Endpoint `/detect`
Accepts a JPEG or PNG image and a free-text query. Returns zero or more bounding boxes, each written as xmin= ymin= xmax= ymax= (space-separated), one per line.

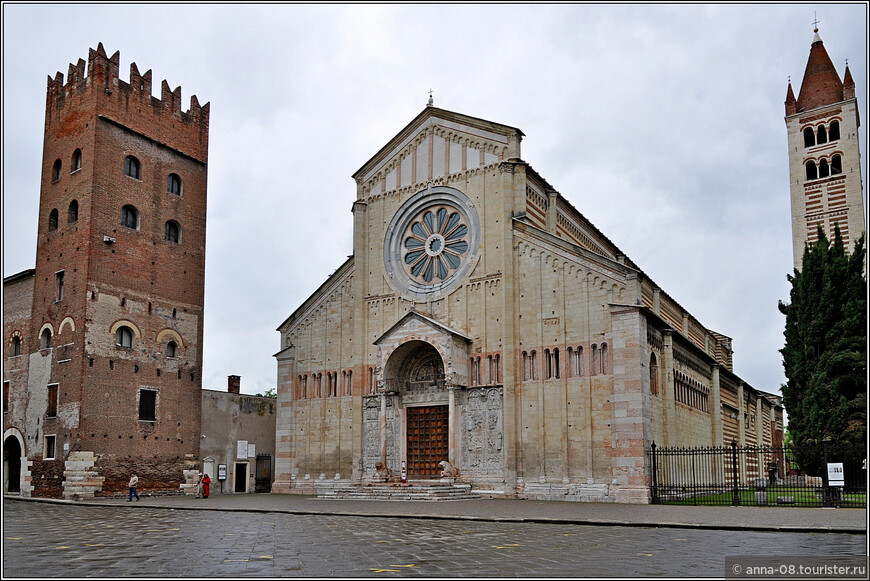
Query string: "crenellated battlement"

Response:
xmin=45 ymin=43 xmax=209 ymax=160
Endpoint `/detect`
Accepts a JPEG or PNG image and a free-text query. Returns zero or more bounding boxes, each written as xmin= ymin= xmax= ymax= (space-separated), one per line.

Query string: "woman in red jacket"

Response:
xmin=201 ymin=473 xmax=211 ymax=498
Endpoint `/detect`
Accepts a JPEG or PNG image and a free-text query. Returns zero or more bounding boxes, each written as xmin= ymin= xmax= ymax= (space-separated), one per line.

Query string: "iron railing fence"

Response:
xmin=649 ymin=440 xmax=866 ymax=508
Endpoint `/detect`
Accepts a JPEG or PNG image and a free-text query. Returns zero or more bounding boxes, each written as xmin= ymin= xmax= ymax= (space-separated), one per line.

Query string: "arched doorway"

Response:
xmin=385 ymin=341 xmax=450 ymax=478
xmin=4 ymin=435 xmax=22 ymax=493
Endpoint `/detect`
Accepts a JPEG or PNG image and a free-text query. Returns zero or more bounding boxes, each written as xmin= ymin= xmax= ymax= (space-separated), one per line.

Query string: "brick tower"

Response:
xmin=22 ymin=43 xmax=209 ymax=496
xmin=785 ymin=27 xmax=865 ymax=268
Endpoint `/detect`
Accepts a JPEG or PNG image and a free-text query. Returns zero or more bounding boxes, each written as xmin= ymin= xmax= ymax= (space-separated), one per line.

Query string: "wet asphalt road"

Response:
xmin=2 ymin=501 xmax=866 ymax=578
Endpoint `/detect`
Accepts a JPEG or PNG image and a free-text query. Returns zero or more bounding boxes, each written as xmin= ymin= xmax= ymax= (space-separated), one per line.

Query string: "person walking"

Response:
xmin=202 ymin=473 xmax=211 ymax=499
xmin=128 ymin=472 xmax=140 ymax=502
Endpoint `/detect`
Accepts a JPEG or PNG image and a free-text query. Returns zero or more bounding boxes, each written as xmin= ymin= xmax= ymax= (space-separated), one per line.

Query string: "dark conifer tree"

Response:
xmin=779 ymin=225 xmax=866 ymax=450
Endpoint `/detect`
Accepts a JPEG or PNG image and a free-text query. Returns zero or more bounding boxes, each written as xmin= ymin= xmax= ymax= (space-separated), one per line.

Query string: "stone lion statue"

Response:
xmin=373 ymin=460 xmax=392 ymax=482
xmin=439 ymin=460 xmax=460 ymax=479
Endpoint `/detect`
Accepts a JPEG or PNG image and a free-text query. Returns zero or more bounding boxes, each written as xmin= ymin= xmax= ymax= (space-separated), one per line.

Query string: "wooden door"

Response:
xmin=406 ymin=405 xmax=448 ymax=477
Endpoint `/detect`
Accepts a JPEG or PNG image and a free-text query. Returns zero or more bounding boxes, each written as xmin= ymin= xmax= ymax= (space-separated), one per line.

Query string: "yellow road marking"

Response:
xmin=258 ymin=556 xmax=273 ymax=559
xmin=85 ymin=543 xmax=105 ymax=547
xmin=636 ymin=553 xmax=654 ymax=557
xmin=6 ymin=537 xmax=22 ymax=540
xmin=56 ymin=546 xmax=70 ymax=549
xmin=223 ymin=559 xmax=249 ymax=563
xmin=492 ymin=543 xmax=523 ymax=549
xmin=389 ymin=564 xmax=416 ymax=568
xmin=371 ymin=569 xmax=400 ymax=573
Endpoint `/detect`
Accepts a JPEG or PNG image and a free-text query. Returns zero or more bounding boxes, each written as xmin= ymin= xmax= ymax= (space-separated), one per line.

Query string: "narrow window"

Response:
xmin=650 ymin=354 xmax=659 ymax=396
xmin=124 ymin=156 xmax=140 ymax=179
xmin=44 ymin=435 xmax=56 ymax=460
xmin=116 ymin=326 xmax=134 ymax=348
xmin=554 ymin=348 xmax=560 ymax=379
xmin=346 ymin=370 xmax=352 ymax=396
xmin=805 ymin=161 xmax=818 ymax=181
xmin=47 ymin=384 xmax=58 ymax=418
xmin=71 ymin=149 xmax=82 ymax=172
xmin=530 ymin=351 xmax=537 ymax=380
xmin=40 ymin=328 xmax=52 ymax=349
xmin=48 ymin=209 xmax=59 ymax=232
xmin=544 ymin=349 xmax=553 ymax=379
xmin=164 ymin=220 xmax=181 ymax=243
xmin=11 ymin=336 xmax=21 ymax=357
xmin=817 ymin=125 xmax=827 ymax=144
xmin=600 ymin=343 xmax=608 ymax=374
xmin=55 ymin=271 xmax=64 ymax=302
xmin=819 ymin=158 xmax=830 ymax=178
xmin=803 ymin=127 xmax=815 ymax=148
xmin=121 ymin=205 xmax=139 ymax=229
xmin=3 ymin=381 xmax=8 ymax=413
xmin=68 ymin=200 xmax=78 ymax=223
xmin=368 ymin=367 xmax=374 ymax=394
xmin=166 ymin=341 xmax=178 ymax=358
xmin=592 ymin=345 xmax=599 ymax=375
xmin=522 ymin=351 xmax=530 ymax=381
xmin=167 ymin=173 xmax=182 ymax=195
xmin=52 ymin=159 xmax=62 ymax=181
xmin=831 ymin=155 xmax=842 ymax=175
xmin=487 ymin=355 xmax=493 ymax=385
xmin=829 ymin=121 xmax=840 ymax=141
xmin=138 ymin=389 xmax=157 ymax=421
xmin=494 ymin=354 xmax=500 ymax=383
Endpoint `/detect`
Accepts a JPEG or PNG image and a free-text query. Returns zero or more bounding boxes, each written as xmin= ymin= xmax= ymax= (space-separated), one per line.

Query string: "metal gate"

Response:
xmin=255 ymin=454 xmax=272 ymax=493
xmin=406 ymin=405 xmax=448 ymax=477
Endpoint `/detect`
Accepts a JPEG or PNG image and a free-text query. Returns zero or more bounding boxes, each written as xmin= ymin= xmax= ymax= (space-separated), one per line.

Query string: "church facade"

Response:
xmin=274 ymin=104 xmax=783 ymax=502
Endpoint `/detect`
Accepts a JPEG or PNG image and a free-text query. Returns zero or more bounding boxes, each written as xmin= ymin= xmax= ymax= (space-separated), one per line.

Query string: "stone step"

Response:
xmin=319 ymin=483 xmax=480 ymax=501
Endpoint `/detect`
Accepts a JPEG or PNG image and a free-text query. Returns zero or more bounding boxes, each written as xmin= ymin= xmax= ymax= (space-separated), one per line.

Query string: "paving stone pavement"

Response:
xmin=3 ymin=495 xmax=867 ymax=578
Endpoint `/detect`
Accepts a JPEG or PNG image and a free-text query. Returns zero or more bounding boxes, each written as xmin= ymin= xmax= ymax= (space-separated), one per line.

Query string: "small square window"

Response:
xmin=139 ymin=389 xmax=157 ymax=421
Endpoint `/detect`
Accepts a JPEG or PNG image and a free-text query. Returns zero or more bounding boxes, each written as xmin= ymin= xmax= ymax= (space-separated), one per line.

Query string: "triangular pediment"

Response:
xmin=373 ymin=310 xmax=471 ymax=346
xmin=353 ymin=106 xmax=524 ymax=198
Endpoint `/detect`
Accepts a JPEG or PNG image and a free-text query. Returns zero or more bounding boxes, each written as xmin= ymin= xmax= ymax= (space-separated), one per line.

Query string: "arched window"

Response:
xmin=530 ymin=351 xmax=537 ymax=380
xmin=592 ymin=345 xmax=599 ymax=375
xmin=831 ymin=155 xmax=842 ymax=175
xmin=11 ymin=336 xmax=21 ymax=356
xmin=829 ymin=121 xmax=840 ymax=141
xmin=48 ymin=209 xmax=59 ymax=232
xmin=650 ymin=353 xmax=659 ymax=396
xmin=71 ymin=149 xmax=82 ymax=172
xmin=116 ymin=326 xmax=134 ymax=348
xmin=522 ymin=351 xmax=530 ymax=381
xmin=121 ymin=205 xmax=139 ymax=229
xmin=819 ymin=158 xmax=830 ymax=178
xmin=166 ymin=341 xmax=178 ymax=358
xmin=52 ymin=159 xmax=62 ymax=182
xmin=167 ymin=173 xmax=182 ymax=195
xmin=599 ymin=343 xmax=608 ymax=375
xmin=803 ymin=127 xmax=815 ymax=148
xmin=805 ymin=161 xmax=818 ymax=181
xmin=164 ymin=220 xmax=181 ymax=243
xmin=68 ymin=200 xmax=79 ymax=224
xmin=40 ymin=328 xmax=52 ymax=349
xmin=124 ymin=156 xmax=140 ymax=179
xmin=817 ymin=125 xmax=827 ymax=144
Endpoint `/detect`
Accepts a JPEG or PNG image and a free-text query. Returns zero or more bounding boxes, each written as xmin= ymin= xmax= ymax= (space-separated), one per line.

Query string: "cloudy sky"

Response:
xmin=3 ymin=4 xmax=867 ymax=396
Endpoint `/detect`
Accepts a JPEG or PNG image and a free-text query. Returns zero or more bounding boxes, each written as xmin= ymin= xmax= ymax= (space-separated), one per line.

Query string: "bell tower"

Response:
xmin=785 ymin=27 xmax=865 ymax=268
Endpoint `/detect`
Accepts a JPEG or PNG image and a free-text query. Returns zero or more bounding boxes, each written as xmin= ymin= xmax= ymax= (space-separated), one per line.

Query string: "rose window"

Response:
xmin=402 ymin=206 xmax=469 ymax=283
xmin=384 ymin=185 xmax=480 ymax=299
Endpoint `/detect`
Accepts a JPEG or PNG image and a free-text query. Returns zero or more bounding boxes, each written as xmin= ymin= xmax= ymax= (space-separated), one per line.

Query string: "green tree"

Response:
xmin=256 ymin=387 xmax=277 ymax=398
xmin=778 ymin=225 xmax=866 ymax=451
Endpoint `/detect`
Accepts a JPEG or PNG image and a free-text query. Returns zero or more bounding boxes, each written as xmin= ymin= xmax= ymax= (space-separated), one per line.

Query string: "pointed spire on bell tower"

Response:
xmin=785 ymin=76 xmax=797 ymax=115
xmin=843 ymin=59 xmax=855 ymax=100
xmin=795 ymin=24 xmax=845 ymax=112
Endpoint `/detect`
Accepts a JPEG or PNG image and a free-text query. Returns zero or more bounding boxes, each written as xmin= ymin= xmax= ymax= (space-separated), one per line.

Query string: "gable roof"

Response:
xmin=373 ymin=309 xmax=471 ymax=346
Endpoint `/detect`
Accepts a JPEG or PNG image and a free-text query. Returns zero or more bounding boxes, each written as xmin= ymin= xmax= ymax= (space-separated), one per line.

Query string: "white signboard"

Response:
xmin=237 ymin=440 xmax=248 ymax=459
xmin=247 ymin=443 xmax=256 ymax=458
xmin=827 ymin=462 xmax=845 ymax=487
